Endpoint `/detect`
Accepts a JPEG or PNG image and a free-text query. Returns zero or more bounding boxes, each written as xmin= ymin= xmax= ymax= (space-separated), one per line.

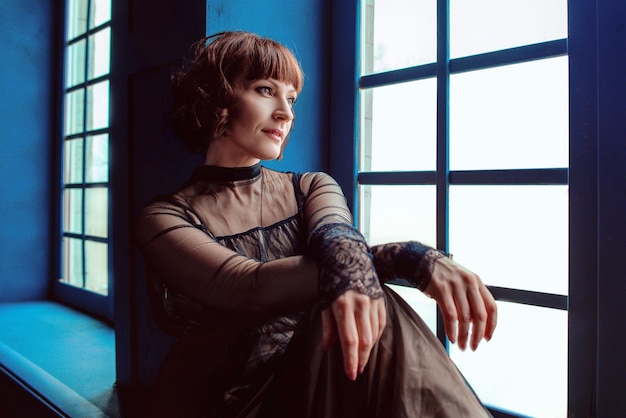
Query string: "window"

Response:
xmin=357 ymin=0 xmax=568 ymax=416
xmin=58 ymin=0 xmax=112 ymax=319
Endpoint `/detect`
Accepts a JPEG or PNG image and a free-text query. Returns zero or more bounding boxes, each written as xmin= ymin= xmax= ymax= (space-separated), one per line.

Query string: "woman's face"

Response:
xmin=206 ymin=78 xmax=297 ymax=167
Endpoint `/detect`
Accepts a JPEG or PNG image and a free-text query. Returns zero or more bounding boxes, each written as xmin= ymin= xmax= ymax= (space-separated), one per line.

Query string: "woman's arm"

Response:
xmin=299 ymin=172 xmax=386 ymax=380
xmin=371 ymin=241 xmax=447 ymax=290
xmin=135 ymin=200 xmax=318 ymax=318
xmin=371 ymin=241 xmax=497 ymax=351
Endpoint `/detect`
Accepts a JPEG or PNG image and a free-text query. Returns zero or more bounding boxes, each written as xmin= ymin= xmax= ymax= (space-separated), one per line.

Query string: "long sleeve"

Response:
xmin=135 ymin=198 xmax=318 ymax=319
xmin=370 ymin=241 xmax=448 ymax=291
xmin=299 ymin=172 xmax=383 ymax=306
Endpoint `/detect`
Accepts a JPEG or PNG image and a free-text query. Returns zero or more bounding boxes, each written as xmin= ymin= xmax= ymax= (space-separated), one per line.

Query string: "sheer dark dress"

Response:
xmin=134 ymin=164 xmax=490 ymax=417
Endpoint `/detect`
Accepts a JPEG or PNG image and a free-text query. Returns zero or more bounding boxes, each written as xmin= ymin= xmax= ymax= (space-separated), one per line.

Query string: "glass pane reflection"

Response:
xmin=62 ymin=237 xmax=84 ymax=288
xmin=85 ymin=187 xmax=108 ymax=238
xmin=449 ymin=185 xmax=568 ymax=295
xmin=86 ymin=134 xmax=109 ymax=182
xmin=450 ymin=0 xmax=568 ymax=58
xmin=66 ymin=0 xmax=88 ymax=40
xmin=86 ymin=81 xmax=110 ymax=131
xmin=88 ymin=27 xmax=111 ymax=80
xmin=361 ymin=79 xmax=437 ymax=172
xmin=63 ymin=188 xmax=83 ymax=234
xmin=64 ymin=89 xmax=85 ymax=136
xmin=65 ymin=39 xmax=86 ymax=88
xmin=85 ymin=240 xmax=108 ymax=295
xmin=64 ymin=138 xmax=84 ymax=184
xmin=450 ymin=57 xmax=569 ymax=170
xmin=361 ymin=0 xmax=436 ymax=75
xmin=359 ymin=185 xmax=436 ymax=247
xmin=90 ymin=0 xmax=112 ymax=28
xmin=450 ymin=302 xmax=567 ymax=418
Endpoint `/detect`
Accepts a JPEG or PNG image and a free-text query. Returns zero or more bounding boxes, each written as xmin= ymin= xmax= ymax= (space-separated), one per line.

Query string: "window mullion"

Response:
xmin=78 ymin=0 xmax=92 ymax=290
xmin=435 ymin=0 xmax=451 ymax=347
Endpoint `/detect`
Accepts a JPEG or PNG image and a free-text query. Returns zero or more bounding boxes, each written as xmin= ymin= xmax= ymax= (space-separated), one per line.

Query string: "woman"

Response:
xmin=135 ymin=31 xmax=497 ymax=417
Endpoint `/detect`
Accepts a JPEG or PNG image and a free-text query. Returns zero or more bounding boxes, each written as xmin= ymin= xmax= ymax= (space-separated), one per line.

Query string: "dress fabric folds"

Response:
xmin=135 ymin=164 xmax=491 ymax=418
xmin=258 ymin=287 xmax=490 ymax=418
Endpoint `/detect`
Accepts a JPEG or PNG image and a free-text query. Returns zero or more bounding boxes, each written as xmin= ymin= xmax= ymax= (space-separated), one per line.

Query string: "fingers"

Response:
xmin=429 ymin=258 xmax=498 ymax=351
xmin=437 ymin=290 xmax=458 ymax=345
xmin=466 ymin=285 xmax=488 ymax=351
xmin=330 ymin=290 xmax=386 ymax=381
xmin=332 ymin=296 xmax=359 ymax=381
xmin=453 ymin=285 xmax=472 ymax=351
xmin=480 ymin=284 xmax=498 ymax=341
xmin=355 ymin=301 xmax=374 ymax=375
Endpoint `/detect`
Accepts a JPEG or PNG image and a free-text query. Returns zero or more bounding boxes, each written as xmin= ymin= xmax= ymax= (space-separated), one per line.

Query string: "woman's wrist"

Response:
xmin=413 ymin=248 xmax=449 ymax=291
xmin=370 ymin=241 xmax=450 ymax=291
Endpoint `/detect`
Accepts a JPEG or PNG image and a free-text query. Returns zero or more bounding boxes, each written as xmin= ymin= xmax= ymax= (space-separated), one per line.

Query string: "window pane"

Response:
xmin=360 ymin=79 xmax=437 ymax=172
xmin=450 ymin=57 xmax=569 ymax=170
xmin=86 ymin=134 xmax=109 ymax=182
xmin=361 ymin=0 xmax=436 ymax=75
xmin=62 ymin=237 xmax=84 ymax=287
xmin=88 ymin=27 xmax=111 ymax=80
xmin=64 ymin=138 xmax=84 ymax=184
xmin=64 ymin=89 xmax=85 ymax=136
xmin=65 ymin=39 xmax=86 ymax=88
xmin=66 ymin=0 xmax=88 ymax=40
xmin=63 ymin=188 xmax=83 ymax=234
xmin=85 ymin=187 xmax=108 ymax=238
xmin=450 ymin=0 xmax=568 ymax=58
xmin=90 ymin=0 xmax=112 ymax=28
xmin=450 ymin=302 xmax=567 ymax=418
xmin=387 ymin=284 xmax=437 ymax=334
xmin=359 ymin=185 xmax=436 ymax=247
xmin=86 ymin=80 xmax=110 ymax=131
xmin=449 ymin=185 xmax=568 ymax=295
xmin=85 ymin=240 xmax=108 ymax=295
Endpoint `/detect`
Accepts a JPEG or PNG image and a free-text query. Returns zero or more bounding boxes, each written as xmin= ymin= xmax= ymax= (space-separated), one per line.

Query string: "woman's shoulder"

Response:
xmin=262 ymin=167 xmax=339 ymax=193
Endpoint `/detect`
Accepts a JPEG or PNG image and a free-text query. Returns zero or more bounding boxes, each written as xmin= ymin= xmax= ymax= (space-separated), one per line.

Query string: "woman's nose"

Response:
xmin=274 ymin=100 xmax=294 ymax=121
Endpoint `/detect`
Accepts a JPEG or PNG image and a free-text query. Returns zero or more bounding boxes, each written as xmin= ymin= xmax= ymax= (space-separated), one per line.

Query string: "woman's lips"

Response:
xmin=263 ymin=129 xmax=284 ymax=141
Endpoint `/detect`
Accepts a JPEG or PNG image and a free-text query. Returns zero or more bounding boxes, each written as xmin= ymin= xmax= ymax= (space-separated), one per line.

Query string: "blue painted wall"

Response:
xmin=207 ymin=0 xmax=331 ymax=173
xmin=0 ymin=1 xmax=55 ymax=301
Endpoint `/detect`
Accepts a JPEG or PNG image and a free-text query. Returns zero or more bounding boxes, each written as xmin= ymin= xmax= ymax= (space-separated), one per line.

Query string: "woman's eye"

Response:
xmin=257 ymin=86 xmax=272 ymax=95
xmin=287 ymin=97 xmax=297 ymax=105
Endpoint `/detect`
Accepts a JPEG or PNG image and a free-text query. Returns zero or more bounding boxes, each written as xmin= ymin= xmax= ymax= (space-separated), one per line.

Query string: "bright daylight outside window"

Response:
xmin=61 ymin=0 xmax=111 ymax=296
xmin=359 ymin=0 xmax=568 ymax=416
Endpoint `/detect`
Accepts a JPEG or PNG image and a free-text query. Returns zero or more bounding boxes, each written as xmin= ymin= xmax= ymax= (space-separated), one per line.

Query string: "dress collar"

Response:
xmin=191 ymin=163 xmax=262 ymax=184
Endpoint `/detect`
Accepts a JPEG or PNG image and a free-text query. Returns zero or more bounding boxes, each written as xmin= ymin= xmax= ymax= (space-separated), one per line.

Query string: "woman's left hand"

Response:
xmin=423 ymin=257 xmax=497 ymax=351
xmin=319 ymin=290 xmax=387 ymax=381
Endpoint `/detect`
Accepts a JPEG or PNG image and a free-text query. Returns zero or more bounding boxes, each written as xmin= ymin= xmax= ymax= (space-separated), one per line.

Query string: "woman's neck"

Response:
xmin=204 ymin=139 xmax=261 ymax=167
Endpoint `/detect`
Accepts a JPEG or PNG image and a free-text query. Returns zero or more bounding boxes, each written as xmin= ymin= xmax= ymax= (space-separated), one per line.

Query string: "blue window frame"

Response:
xmin=329 ymin=1 xmax=575 ymax=416
xmin=56 ymin=0 xmax=113 ymax=321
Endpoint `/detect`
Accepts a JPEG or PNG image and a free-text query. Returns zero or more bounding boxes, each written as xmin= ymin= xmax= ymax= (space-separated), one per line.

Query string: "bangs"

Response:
xmin=246 ymin=40 xmax=304 ymax=93
xmin=249 ymin=40 xmax=303 ymax=93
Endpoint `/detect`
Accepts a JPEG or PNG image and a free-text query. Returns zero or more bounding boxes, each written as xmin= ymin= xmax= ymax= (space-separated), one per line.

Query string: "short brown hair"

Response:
xmin=171 ymin=31 xmax=304 ymax=155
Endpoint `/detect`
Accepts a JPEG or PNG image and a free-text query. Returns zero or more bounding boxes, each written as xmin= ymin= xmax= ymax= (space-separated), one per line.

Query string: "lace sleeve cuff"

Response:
xmin=371 ymin=241 xmax=448 ymax=291
xmin=308 ymin=223 xmax=383 ymax=307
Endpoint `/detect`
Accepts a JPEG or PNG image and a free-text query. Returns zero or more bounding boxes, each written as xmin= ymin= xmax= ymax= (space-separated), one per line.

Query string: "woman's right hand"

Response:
xmin=319 ymin=290 xmax=387 ymax=381
xmin=423 ymin=257 xmax=497 ymax=351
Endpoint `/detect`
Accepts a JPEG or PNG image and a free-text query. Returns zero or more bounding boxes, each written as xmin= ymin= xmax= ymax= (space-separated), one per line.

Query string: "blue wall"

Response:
xmin=0 ymin=1 xmax=55 ymax=301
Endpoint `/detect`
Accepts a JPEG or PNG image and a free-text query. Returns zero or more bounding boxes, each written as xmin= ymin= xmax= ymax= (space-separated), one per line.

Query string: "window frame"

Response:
xmin=54 ymin=0 xmax=113 ymax=322
xmin=329 ymin=0 xmax=593 ymax=417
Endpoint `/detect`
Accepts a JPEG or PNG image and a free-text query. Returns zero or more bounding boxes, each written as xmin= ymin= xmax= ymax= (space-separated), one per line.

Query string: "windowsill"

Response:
xmin=0 ymin=301 xmax=119 ymax=417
